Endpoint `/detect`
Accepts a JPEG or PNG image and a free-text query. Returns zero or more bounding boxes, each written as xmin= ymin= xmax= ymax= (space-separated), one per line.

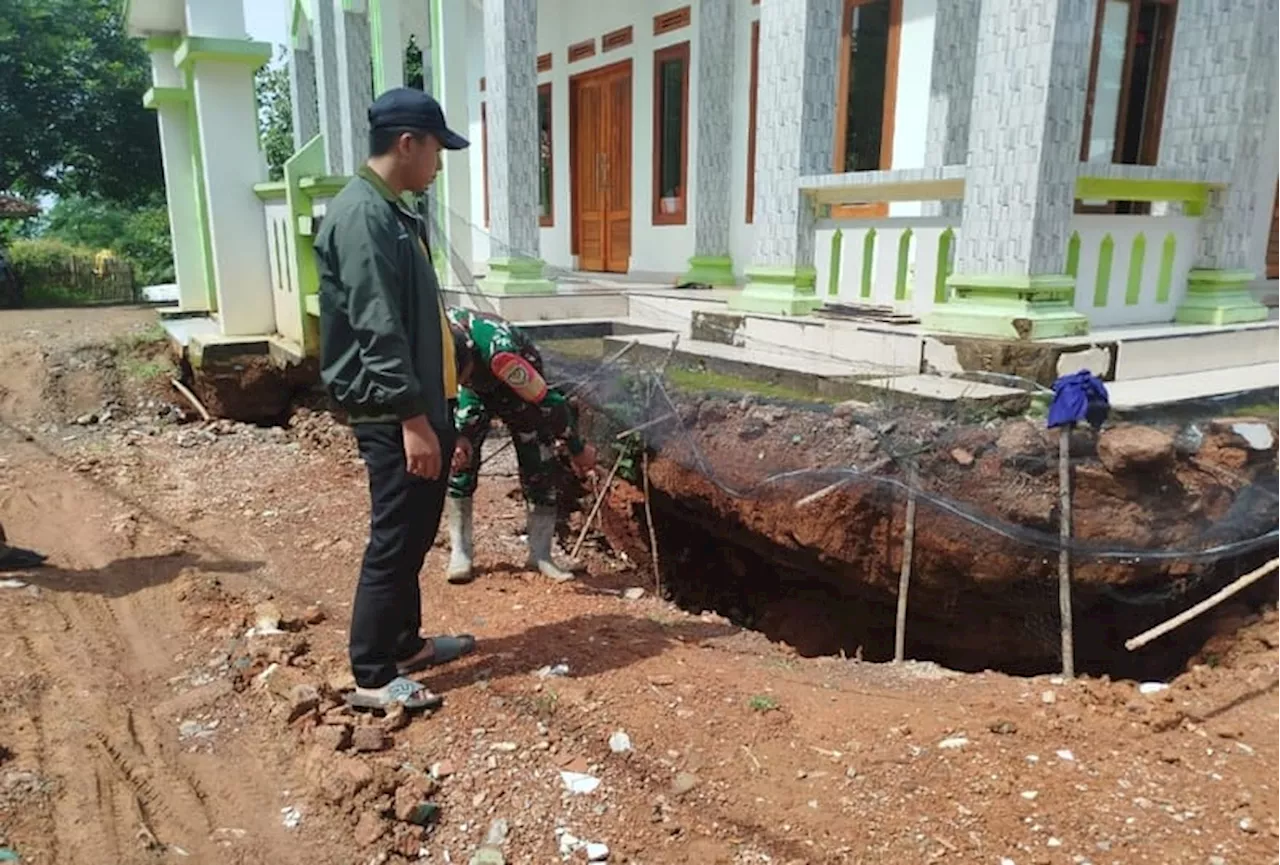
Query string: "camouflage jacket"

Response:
xmin=447 ymin=307 xmax=584 ymax=454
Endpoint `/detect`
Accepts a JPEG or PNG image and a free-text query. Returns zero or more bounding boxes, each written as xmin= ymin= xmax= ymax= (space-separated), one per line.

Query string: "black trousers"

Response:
xmin=350 ymin=422 xmax=456 ymax=688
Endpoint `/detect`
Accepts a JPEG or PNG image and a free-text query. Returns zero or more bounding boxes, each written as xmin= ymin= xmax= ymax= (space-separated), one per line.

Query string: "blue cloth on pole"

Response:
xmin=1047 ymin=370 xmax=1110 ymax=429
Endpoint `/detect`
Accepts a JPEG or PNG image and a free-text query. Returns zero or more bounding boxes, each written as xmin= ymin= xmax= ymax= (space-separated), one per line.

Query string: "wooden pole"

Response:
xmin=1057 ymin=425 xmax=1075 ymax=679
xmin=569 ymin=450 xmax=626 ymax=560
xmin=893 ymin=462 xmax=918 ymax=663
xmin=171 ymin=378 xmax=212 ymax=423
xmin=642 ymin=450 xmax=662 ymax=597
xmin=1125 ymin=558 xmax=1279 ymax=651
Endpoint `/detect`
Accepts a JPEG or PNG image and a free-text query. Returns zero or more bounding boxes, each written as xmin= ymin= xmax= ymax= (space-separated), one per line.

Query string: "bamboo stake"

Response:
xmin=1057 ymin=425 xmax=1075 ymax=679
xmin=615 ymin=411 xmax=675 ymax=440
xmin=569 ymin=449 xmax=626 ymax=560
xmin=642 ymin=450 xmax=661 ymax=596
xmin=795 ymin=478 xmax=848 ymax=509
xmin=1125 ymin=558 xmax=1279 ymax=651
xmin=893 ymin=463 xmax=918 ymax=663
xmin=170 ymin=378 xmax=211 ymax=423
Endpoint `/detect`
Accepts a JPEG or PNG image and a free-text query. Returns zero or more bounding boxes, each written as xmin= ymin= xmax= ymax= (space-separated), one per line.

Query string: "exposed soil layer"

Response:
xmin=586 ymin=395 xmax=1279 ymax=678
xmin=0 ymin=307 xmax=1277 ymax=865
xmin=187 ymin=354 xmax=320 ymax=425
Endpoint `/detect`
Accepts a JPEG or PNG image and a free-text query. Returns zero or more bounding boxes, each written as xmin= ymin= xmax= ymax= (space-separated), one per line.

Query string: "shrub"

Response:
xmin=7 ymin=237 xmax=135 ymax=306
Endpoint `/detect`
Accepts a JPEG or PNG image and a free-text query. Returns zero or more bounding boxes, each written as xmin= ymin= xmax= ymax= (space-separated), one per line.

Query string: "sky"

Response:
xmin=244 ymin=0 xmax=290 ymax=51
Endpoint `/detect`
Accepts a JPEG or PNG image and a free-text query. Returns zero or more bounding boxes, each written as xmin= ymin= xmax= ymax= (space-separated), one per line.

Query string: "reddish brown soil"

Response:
xmin=0 ymin=307 xmax=1276 ymax=865
xmin=584 ymin=396 xmax=1278 ymax=674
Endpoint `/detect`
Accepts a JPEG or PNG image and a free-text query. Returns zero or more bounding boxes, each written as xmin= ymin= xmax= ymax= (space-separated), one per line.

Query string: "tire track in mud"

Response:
xmin=0 ymin=432 xmax=311 ymax=865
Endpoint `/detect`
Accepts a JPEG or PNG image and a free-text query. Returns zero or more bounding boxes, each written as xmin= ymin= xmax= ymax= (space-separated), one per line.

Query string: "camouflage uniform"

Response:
xmin=446 ymin=307 xmax=584 ymax=506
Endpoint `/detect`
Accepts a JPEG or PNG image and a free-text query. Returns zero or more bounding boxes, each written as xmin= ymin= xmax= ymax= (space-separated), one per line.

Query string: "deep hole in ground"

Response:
xmin=639 ymin=487 xmax=1278 ymax=681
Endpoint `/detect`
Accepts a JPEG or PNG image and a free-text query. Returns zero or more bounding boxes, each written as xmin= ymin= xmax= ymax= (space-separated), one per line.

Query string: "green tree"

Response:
xmin=0 ymin=0 xmax=162 ymax=204
xmin=256 ymin=49 xmax=295 ymax=182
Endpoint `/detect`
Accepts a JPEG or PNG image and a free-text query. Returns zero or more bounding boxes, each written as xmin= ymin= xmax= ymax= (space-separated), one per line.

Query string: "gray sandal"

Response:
xmin=345 ymin=676 xmax=443 ymax=712
xmin=397 ymin=634 xmax=476 ymax=676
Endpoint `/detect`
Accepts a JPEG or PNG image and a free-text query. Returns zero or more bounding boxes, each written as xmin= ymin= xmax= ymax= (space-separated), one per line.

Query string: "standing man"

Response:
xmin=316 ymin=88 xmax=476 ymax=712
xmin=443 ymin=307 xmax=597 ymax=584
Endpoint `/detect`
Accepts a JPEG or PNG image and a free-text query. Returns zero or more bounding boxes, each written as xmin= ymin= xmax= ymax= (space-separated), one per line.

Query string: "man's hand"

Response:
xmin=401 ymin=415 xmax=442 ymax=480
xmin=570 ymin=442 xmax=598 ymax=479
xmin=450 ymin=438 xmax=472 ymax=474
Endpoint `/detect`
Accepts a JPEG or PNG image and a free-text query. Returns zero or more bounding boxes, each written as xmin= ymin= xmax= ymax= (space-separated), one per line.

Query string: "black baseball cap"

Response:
xmin=368 ymin=87 xmax=469 ymax=150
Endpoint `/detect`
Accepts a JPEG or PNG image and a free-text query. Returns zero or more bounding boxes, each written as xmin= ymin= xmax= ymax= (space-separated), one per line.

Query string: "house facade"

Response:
xmin=125 ymin=0 xmax=1279 ymax=355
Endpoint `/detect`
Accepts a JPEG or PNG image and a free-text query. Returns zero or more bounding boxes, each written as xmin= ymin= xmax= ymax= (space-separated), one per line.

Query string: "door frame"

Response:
xmin=569 ymin=58 xmax=633 ymax=263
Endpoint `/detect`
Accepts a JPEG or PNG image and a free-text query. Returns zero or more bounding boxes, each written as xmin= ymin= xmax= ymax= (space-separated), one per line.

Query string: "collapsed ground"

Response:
xmin=0 ymin=306 xmax=1275 ymax=865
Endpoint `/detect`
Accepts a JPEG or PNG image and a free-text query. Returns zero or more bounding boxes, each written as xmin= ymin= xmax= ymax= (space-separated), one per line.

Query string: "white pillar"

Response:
xmin=184 ymin=0 xmax=247 ymax=38
xmin=370 ymin=0 xmax=405 ymax=92
xmin=479 ymin=0 xmax=551 ymax=293
xmin=312 ymin=0 xmax=347 ymax=174
xmin=333 ymin=0 xmax=375 ymax=175
xmin=434 ymin=0 xmax=473 ymax=286
xmin=683 ymin=0 xmax=737 ymax=286
xmin=289 ymin=12 xmax=321 ymax=149
xmin=924 ymin=0 xmax=1092 ymax=339
xmin=1160 ymin=0 xmax=1276 ymax=325
xmin=176 ymin=38 xmax=277 ymax=336
xmin=922 ymin=0 xmax=980 ymax=218
xmin=1160 ymin=0 xmax=1278 ymax=271
xmin=145 ymin=40 xmax=209 ymax=311
xmin=731 ymin=0 xmax=841 ymax=315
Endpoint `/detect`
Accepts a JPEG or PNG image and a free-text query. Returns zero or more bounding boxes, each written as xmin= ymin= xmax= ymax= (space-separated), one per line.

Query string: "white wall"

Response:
xmin=886 ymin=0 xmax=935 ymax=218
xmin=463 ymin=0 xmax=936 ymax=283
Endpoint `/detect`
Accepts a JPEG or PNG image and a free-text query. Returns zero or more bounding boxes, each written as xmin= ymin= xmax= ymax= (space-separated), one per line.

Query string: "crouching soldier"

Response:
xmin=444 ymin=307 xmax=597 ymax=583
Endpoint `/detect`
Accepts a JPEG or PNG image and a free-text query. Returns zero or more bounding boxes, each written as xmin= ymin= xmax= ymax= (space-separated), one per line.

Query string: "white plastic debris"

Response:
xmin=280 ymin=806 xmax=302 ymax=828
xmin=1138 ymin=682 xmax=1169 ymax=695
xmin=1055 ymin=749 xmax=1075 ymax=762
xmin=537 ymin=662 xmax=570 ymax=678
xmin=585 ymin=841 xmax=610 ymax=861
xmin=1020 ymin=791 xmax=1038 ymax=801
xmin=0 ymin=579 xmax=27 ymax=589
xmin=559 ymin=771 xmax=601 ymax=795
xmin=937 ymin=736 xmax=969 ymax=749
xmin=608 ymin=731 xmax=633 ymax=754
xmin=556 ymin=829 xmax=584 ymax=856
xmin=1231 ymin=422 xmax=1273 ymax=451
xmin=622 ymin=587 xmax=645 ymax=601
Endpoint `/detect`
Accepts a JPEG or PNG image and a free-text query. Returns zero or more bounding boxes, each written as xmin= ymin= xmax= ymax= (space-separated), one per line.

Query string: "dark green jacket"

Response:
xmin=315 ymin=166 xmax=449 ymax=430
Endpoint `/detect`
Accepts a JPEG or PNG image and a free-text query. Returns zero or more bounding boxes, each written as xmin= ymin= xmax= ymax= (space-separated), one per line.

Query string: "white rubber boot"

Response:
xmin=446 ymin=496 xmax=474 ymax=584
xmin=525 ymin=504 xmax=575 ymax=582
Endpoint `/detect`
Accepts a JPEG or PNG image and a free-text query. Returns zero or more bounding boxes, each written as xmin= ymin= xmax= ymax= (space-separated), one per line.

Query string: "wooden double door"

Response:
xmin=570 ymin=61 xmax=632 ymax=273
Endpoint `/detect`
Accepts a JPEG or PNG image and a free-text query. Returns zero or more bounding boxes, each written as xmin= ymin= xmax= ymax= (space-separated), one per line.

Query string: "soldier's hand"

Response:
xmin=570 ymin=443 xmax=598 ymax=479
xmin=402 ymin=415 xmax=442 ymax=480
xmin=451 ymin=438 xmax=472 ymax=474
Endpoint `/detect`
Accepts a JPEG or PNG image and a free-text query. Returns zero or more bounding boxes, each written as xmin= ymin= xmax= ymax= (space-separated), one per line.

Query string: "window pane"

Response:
xmin=842 ymin=0 xmax=891 ymax=172
xmin=538 ymin=88 xmax=552 ymax=218
xmin=658 ymin=57 xmax=685 ymax=200
xmin=1085 ymin=0 xmax=1130 ymax=162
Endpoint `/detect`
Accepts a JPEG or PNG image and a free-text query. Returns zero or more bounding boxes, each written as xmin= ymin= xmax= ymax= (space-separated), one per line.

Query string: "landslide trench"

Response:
xmin=581 ymin=396 xmax=1279 ymax=680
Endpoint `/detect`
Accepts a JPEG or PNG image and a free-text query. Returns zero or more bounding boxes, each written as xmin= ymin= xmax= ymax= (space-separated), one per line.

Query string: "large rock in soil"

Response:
xmin=1097 ymin=425 xmax=1175 ymax=474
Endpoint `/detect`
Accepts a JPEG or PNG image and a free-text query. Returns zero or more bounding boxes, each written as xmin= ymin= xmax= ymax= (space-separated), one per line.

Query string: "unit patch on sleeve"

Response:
xmin=491 ymin=351 xmax=548 ymax=403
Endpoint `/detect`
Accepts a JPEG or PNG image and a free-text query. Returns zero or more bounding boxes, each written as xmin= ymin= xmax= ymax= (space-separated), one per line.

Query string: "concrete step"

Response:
xmin=1105 ymin=362 xmax=1279 ymax=410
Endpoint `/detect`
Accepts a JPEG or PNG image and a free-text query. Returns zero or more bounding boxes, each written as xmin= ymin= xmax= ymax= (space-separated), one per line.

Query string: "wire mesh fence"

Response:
xmin=423 ymin=201 xmax=1279 ymax=678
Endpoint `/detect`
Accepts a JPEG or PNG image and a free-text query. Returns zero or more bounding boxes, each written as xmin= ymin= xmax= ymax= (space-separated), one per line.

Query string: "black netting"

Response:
xmin=425 ymin=203 xmax=1280 ymax=679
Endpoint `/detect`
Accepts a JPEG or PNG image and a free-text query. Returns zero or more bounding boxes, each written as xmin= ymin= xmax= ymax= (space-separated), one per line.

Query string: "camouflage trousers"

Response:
xmin=447 ymin=411 xmax=563 ymax=507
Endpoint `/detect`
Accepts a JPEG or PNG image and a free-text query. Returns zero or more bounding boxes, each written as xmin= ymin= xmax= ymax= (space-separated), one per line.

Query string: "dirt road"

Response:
xmin=0 ymin=307 xmax=1275 ymax=865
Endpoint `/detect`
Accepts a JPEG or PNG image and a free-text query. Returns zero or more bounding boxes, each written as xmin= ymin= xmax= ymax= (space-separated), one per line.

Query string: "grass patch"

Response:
xmin=542 ymin=337 xmax=607 ymax=360
xmin=748 ymin=693 xmax=779 ymax=712
xmin=666 ymin=366 xmax=835 ymax=405
xmin=113 ymin=322 xmax=173 ymax=382
xmin=1229 ymin=401 xmax=1279 ymax=419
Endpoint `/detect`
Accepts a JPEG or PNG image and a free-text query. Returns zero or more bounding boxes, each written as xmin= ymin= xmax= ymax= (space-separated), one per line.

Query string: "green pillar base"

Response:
xmin=478 ymin=257 xmax=556 ymax=296
xmin=923 ymin=273 xmax=1089 ymax=340
xmin=728 ymin=266 xmax=822 ymax=316
xmin=1174 ymin=269 xmax=1268 ymax=325
xmin=680 ymin=255 xmax=736 ymax=287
